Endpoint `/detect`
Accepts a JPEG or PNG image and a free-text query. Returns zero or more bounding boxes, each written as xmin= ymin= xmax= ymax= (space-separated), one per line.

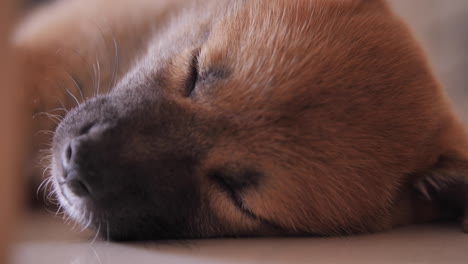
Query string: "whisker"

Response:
xmin=32 ymin=112 xmax=63 ymax=125
xmin=65 ymin=87 xmax=80 ymax=106
xmin=48 ymin=114 xmax=63 ymax=123
xmin=90 ymin=223 xmax=101 ymax=244
xmin=38 ymin=152 xmax=53 ymax=158
xmin=38 ymin=148 xmax=53 ymax=153
xmin=55 ymin=204 xmax=64 ymax=216
xmin=65 ymin=71 xmax=85 ymax=102
xmin=38 ymin=155 xmax=53 ymax=166
xmin=38 ymin=142 xmax=54 ymax=149
xmin=34 ymin=130 xmax=55 ymax=137
xmin=95 ymin=22 xmax=114 ymax=95
xmin=38 ymin=160 xmax=53 ymax=171
xmin=44 ymin=205 xmax=61 ymax=215
xmin=38 ymin=143 xmax=53 ymax=150
xmin=52 ymin=96 xmax=68 ymax=113
xmin=81 ymin=212 xmax=93 ymax=232
xmin=36 ymin=174 xmax=52 ymax=199
xmin=39 ymin=118 xmax=59 ymax=126
xmin=95 ymin=55 xmax=102 ymax=95
xmin=44 ymin=177 xmax=55 ymax=193
xmin=41 ymin=165 xmax=52 ymax=180
xmin=38 ymin=160 xmax=52 ymax=168
xmin=48 ymin=108 xmax=68 ymax=113
xmin=46 ymin=188 xmax=57 ymax=203
xmin=109 ymin=31 xmax=119 ymax=92
xmin=32 ymin=112 xmax=44 ymax=119
xmin=71 ymin=218 xmax=79 ymax=230
xmin=93 ymin=63 xmax=98 ymax=97
xmin=56 ymin=47 xmax=95 ymax=96
xmin=89 ymin=246 xmax=103 ymax=264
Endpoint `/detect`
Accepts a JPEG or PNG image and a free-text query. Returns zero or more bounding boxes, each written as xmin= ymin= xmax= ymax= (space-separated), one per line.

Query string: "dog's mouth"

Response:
xmin=51 ymin=152 xmax=285 ymax=240
xmin=52 ymin=167 xmax=96 ymax=230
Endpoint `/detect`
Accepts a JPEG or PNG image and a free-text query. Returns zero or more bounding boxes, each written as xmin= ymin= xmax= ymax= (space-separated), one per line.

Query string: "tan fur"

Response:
xmin=15 ymin=0 xmax=468 ymax=237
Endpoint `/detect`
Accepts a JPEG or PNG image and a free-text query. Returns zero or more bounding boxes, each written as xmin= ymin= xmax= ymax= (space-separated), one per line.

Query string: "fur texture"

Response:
xmin=15 ymin=0 xmax=468 ymax=240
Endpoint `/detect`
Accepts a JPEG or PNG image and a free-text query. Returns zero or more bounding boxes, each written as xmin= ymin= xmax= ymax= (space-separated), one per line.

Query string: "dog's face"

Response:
xmin=51 ymin=0 xmax=443 ymax=240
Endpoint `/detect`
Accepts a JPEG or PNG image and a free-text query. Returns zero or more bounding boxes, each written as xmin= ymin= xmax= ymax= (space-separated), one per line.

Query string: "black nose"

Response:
xmin=61 ymin=122 xmax=105 ymax=197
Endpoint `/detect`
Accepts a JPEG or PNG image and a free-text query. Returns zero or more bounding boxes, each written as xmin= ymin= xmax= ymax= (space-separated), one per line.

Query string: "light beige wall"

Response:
xmin=389 ymin=0 xmax=468 ymax=123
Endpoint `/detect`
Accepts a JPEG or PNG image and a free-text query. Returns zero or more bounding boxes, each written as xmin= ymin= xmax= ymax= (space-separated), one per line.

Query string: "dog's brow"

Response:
xmin=201 ymin=66 xmax=230 ymax=83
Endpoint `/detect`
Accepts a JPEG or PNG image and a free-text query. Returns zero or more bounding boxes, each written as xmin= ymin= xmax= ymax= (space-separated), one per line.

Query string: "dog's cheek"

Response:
xmin=241 ymin=177 xmax=324 ymax=234
xmin=241 ymin=160 xmax=400 ymax=236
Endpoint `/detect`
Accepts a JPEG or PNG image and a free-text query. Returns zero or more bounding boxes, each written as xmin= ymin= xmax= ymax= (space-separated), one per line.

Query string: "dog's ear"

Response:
xmin=414 ymin=155 xmax=468 ymax=232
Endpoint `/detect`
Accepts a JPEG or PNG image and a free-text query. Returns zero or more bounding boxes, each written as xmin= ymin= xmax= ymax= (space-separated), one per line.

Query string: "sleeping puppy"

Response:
xmin=15 ymin=0 xmax=468 ymax=241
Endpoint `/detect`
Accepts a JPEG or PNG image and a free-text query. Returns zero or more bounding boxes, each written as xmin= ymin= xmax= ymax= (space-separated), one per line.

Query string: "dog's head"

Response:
xmin=51 ymin=0 xmax=447 ymax=240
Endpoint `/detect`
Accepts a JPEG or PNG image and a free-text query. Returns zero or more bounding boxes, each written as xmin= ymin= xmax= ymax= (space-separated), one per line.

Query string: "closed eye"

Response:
xmin=185 ymin=50 xmax=200 ymax=97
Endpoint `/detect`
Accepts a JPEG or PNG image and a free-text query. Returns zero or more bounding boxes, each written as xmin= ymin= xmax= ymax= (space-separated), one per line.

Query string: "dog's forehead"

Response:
xmin=203 ymin=0 xmax=388 ymax=68
xmin=197 ymin=0 xmax=397 ymax=104
xmin=117 ymin=0 xmax=389 ymax=92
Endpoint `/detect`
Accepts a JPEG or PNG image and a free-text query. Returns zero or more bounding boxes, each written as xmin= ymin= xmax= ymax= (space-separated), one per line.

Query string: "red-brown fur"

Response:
xmin=14 ymin=0 xmax=468 ymax=238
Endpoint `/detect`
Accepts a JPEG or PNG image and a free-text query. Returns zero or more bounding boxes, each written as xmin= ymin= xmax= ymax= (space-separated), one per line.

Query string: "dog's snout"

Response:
xmin=60 ymin=122 xmax=108 ymax=197
xmin=61 ymin=122 xmax=98 ymax=169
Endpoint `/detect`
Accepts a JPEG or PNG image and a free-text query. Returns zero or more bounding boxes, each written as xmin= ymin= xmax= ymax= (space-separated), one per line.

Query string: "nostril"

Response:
xmin=64 ymin=143 xmax=73 ymax=164
xmin=62 ymin=139 xmax=79 ymax=171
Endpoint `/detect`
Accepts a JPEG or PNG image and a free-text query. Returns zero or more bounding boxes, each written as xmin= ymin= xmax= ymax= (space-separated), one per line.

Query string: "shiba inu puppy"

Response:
xmin=15 ymin=0 xmax=468 ymax=240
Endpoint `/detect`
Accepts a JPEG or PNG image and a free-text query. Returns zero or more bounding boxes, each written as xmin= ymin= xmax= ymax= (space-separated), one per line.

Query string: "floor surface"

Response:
xmin=12 ymin=214 xmax=468 ymax=264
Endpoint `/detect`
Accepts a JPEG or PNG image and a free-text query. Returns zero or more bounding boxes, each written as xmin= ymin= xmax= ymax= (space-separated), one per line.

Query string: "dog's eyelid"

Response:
xmin=199 ymin=67 xmax=229 ymax=83
xmin=184 ymin=49 xmax=201 ymax=97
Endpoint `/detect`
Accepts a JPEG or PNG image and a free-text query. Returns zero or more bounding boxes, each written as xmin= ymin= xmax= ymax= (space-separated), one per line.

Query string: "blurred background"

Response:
xmin=391 ymin=0 xmax=468 ymax=123
xmin=1 ymin=0 xmax=468 ymax=263
xmin=0 ymin=0 xmax=21 ymax=263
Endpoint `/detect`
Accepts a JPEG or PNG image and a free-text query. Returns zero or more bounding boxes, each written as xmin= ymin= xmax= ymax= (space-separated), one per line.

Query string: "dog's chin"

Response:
xmin=50 ymin=165 xmax=97 ymax=234
xmin=56 ymin=184 xmax=94 ymax=227
xmin=54 ymin=184 xmax=115 ymax=241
